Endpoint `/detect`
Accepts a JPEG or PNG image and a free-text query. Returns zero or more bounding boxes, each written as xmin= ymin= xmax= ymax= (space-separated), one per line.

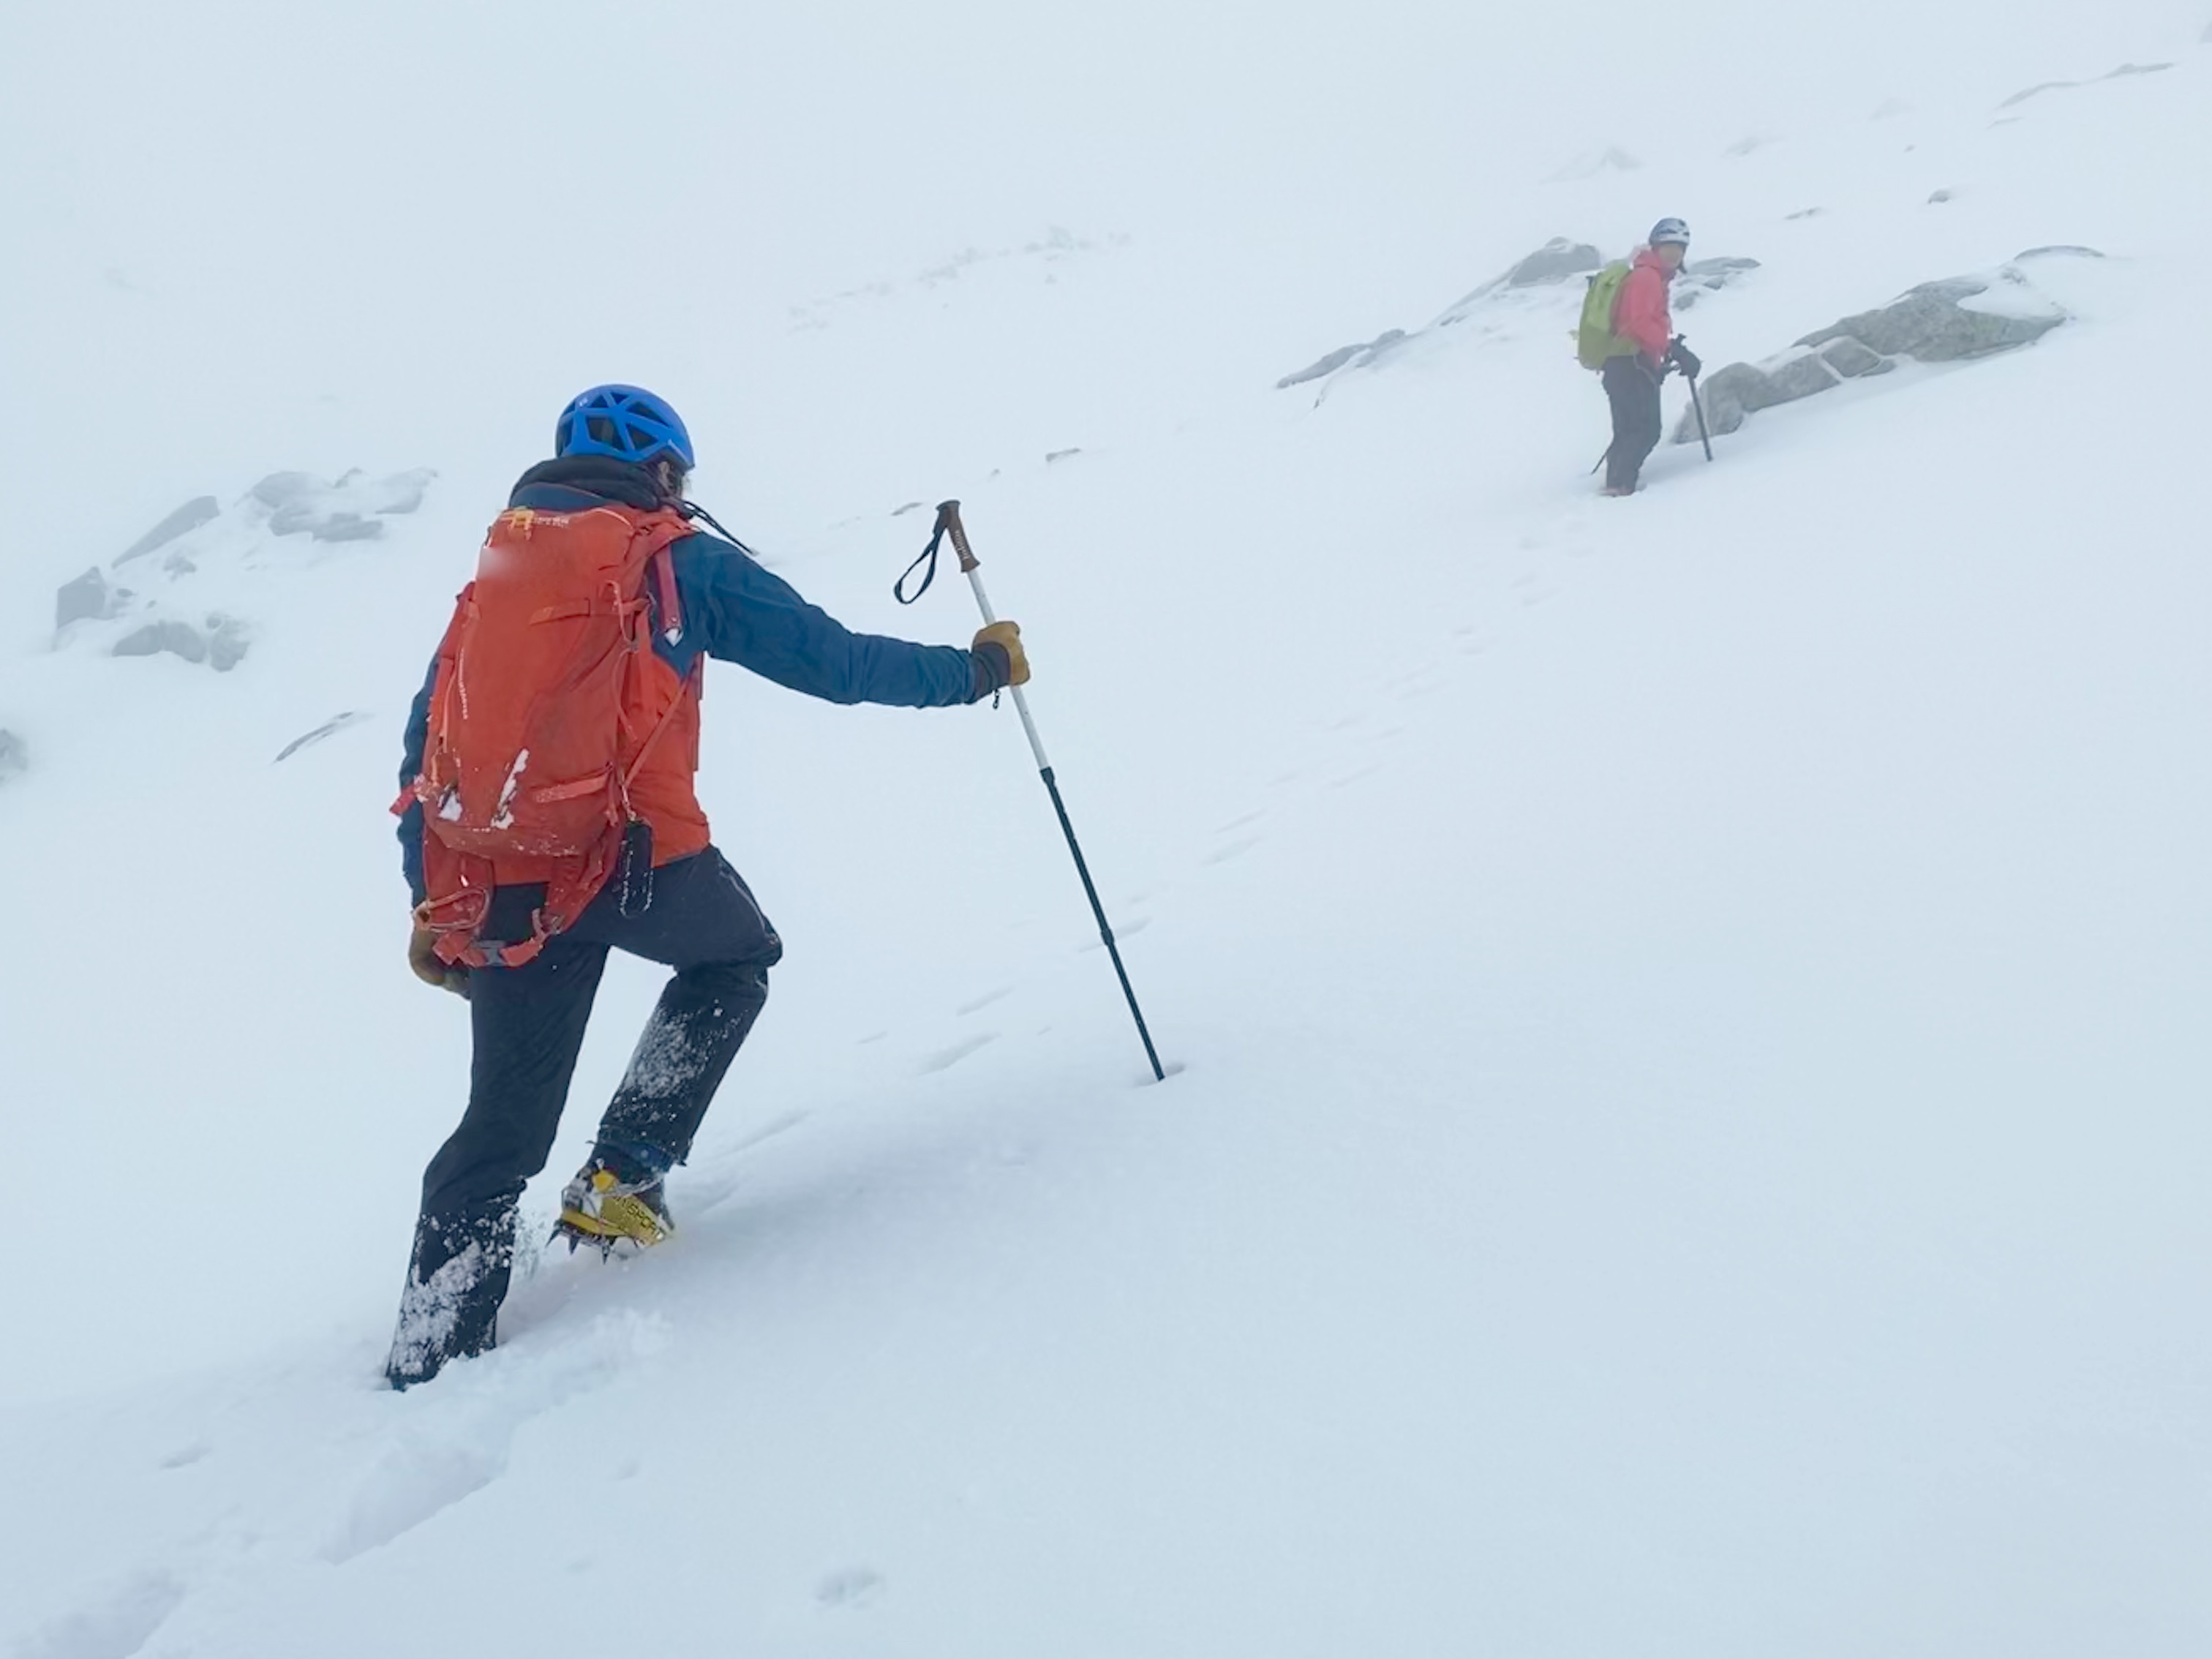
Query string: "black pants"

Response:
xmin=386 ymin=847 xmax=781 ymax=1386
xmin=1601 ymin=356 xmax=1663 ymax=492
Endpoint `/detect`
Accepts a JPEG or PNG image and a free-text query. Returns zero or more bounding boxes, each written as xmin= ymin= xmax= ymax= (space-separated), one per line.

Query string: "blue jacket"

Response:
xmin=399 ymin=463 xmax=977 ymax=902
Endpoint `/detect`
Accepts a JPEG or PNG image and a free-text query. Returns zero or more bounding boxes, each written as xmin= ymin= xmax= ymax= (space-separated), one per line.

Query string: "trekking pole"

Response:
xmin=900 ymin=501 xmax=1167 ymax=1083
xmin=1686 ymin=371 xmax=1715 ymax=462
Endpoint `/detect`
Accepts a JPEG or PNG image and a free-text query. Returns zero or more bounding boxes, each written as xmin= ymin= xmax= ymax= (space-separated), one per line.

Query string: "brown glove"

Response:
xmin=971 ymin=620 xmax=1031 ymax=698
xmin=408 ymin=922 xmax=470 ymax=999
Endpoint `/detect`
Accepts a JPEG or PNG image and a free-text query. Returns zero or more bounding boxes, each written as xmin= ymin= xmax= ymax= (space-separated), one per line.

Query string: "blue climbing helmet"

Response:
xmin=1649 ymin=217 xmax=1691 ymax=248
xmin=554 ymin=385 xmax=695 ymax=470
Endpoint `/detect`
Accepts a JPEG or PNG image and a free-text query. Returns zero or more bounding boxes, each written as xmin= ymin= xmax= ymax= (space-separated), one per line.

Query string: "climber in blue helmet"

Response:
xmin=383 ymin=382 xmax=1031 ymax=1388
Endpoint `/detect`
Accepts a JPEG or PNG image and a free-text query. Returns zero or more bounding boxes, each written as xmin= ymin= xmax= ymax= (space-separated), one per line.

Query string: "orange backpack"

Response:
xmin=396 ymin=502 xmax=698 ymax=968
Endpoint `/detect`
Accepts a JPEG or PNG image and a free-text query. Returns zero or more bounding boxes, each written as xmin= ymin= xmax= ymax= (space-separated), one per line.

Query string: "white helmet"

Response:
xmin=1649 ymin=217 xmax=1691 ymax=247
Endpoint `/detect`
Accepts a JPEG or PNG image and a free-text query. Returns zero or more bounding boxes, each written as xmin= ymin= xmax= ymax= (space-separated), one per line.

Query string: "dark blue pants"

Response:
xmin=386 ymin=847 xmax=781 ymax=1385
xmin=1602 ymin=355 xmax=1663 ymax=492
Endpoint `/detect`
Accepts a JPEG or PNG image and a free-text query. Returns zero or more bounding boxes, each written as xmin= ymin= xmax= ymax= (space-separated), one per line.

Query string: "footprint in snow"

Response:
xmin=733 ymin=1109 xmax=810 ymax=1151
xmin=816 ymin=1566 xmax=886 ymax=1610
xmin=1513 ymin=574 xmax=1561 ymax=606
xmin=919 ymin=1034 xmax=996 ymax=1074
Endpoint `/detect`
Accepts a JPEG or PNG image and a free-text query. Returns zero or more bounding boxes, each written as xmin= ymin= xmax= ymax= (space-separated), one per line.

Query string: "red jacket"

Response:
xmin=1614 ymin=247 xmax=1675 ymax=364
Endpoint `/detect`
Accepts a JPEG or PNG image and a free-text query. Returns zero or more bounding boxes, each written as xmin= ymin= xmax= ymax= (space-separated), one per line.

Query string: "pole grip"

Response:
xmin=936 ymin=500 xmax=979 ymax=573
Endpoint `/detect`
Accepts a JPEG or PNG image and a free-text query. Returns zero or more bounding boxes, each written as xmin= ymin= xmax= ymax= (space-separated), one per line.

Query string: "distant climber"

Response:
xmin=383 ymin=385 xmax=1031 ymax=1389
xmin=1577 ymin=218 xmax=1701 ymax=494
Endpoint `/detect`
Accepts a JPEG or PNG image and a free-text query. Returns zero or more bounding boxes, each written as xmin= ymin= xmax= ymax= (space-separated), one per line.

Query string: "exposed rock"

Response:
xmin=1765 ymin=350 xmax=1843 ymax=403
xmin=111 ymin=614 xmax=250 ymax=672
xmin=114 ymin=620 xmax=209 ymax=666
xmin=114 ymin=496 xmax=219 ymax=567
xmin=1928 ymin=188 xmax=1956 ymax=204
xmin=1674 ymin=256 xmax=1761 ymax=311
xmin=206 ymin=614 xmax=251 ymax=672
xmin=1276 ymin=329 xmax=1406 ymax=389
xmin=274 ymin=710 xmax=370 ymax=763
xmin=250 ymin=471 xmax=323 ymax=508
xmin=56 ymin=566 xmax=121 ymax=630
xmin=2016 ymin=244 xmax=2104 ymax=262
xmin=0 ymin=729 xmax=25 ymax=784
xmin=1786 ymin=207 xmax=1824 ymax=221
xmin=1796 ymin=272 xmax=2064 ymax=361
xmin=1045 ymin=448 xmax=1083 ymax=464
xmin=1816 ymin=336 xmax=1891 ymax=379
xmin=1504 ymin=238 xmax=1601 ymax=287
xmin=1672 ymin=262 xmax=2066 ymax=444
xmin=303 ymin=513 xmax=385 ymax=543
xmin=1687 ymin=363 xmax=1782 ymax=437
xmin=257 ymin=467 xmax=434 ymax=538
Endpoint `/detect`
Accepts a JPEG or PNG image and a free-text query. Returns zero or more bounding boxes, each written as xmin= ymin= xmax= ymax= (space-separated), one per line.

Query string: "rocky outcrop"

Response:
xmin=274 ymin=710 xmax=372 ymax=764
xmin=1674 ymin=254 xmax=2077 ymax=443
xmin=1277 ymin=330 xmax=1407 ymax=388
xmin=1672 ymin=256 xmax=1761 ymax=312
xmin=1503 ymin=238 xmax=1601 ymax=287
xmin=56 ymin=567 xmax=129 ymax=630
xmin=111 ymin=614 xmax=251 ymax=672
xmin=252 ymin=467 xmax=434 ymax=541
xmin=114 ymin=497 xmax=219 ymax=567
xmin=62 ymin=465 xmax=433 ymax=673
xmin=1796 ymin=275 xmax=2065 ymax=361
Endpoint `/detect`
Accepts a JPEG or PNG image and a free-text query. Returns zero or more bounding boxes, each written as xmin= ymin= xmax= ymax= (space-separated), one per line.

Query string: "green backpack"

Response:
xmin=1576 ymin=261 xmax=1634 ymax=370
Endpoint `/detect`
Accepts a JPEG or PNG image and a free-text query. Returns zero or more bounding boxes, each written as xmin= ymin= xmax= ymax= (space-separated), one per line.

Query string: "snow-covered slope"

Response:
xmin=3 ymin=9 xmax=2208 ymax=1656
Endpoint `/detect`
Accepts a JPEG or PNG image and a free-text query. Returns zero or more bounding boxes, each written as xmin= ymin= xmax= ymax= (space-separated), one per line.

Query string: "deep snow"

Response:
xmin=3 ymin=7 xmax=2208 ymax=1656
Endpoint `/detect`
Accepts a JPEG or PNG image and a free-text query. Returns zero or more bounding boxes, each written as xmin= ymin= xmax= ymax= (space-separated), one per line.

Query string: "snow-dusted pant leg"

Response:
xmin=388 ymin=934 xmax=610 ymax=1386
xmin=386 ymin=849 xmax=777 ymax=1386
xmin=568 ymin=849 xmax=783 ymax=1174
xmin=1602 ymin=356 xmax=1663 ymax=492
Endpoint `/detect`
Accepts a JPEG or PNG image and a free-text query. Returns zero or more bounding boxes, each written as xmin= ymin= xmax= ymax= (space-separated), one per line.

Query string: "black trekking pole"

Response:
xmin=1685 ymin=370 xmax=1715 ymax=462
xmin=898 ymin=501 xmax=1167 ymax=1083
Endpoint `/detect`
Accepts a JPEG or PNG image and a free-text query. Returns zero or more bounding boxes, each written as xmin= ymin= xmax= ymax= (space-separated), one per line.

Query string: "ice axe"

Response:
xmin=896 ymin=501 xmax=1167 ymax=1083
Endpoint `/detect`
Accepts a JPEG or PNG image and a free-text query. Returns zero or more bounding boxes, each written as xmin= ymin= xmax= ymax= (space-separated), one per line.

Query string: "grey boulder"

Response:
xmin=1673 ymin=256 xmax=1761 ymax=312
xmin=112 ymin=614 xmax=250 ymax=672
xmin=1674 ymin=263 xmax=2066 ymax=442
xmin=257 ymin=467 xmax=435 ymax=538
xmin=1505 ymin=238 xmax=1601 ymax=287
xmin=1796 ymin=274 xmax=2064 ymax=361
xmin=1276 ymin=329 xmax=1407 ymax=389
xmin=57 ymin=566 xmax=124 ymax=630
xmin=115 ymin=496 xmax=219 ymax=567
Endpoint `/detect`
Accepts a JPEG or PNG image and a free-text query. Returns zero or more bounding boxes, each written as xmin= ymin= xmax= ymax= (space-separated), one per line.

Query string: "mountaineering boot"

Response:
xmin=554 ymin=1159 xmax=674 ymax=1255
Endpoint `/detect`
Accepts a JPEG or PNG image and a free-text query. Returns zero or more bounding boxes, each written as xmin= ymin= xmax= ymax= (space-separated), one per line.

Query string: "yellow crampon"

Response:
xmin=554 ymin=1167 xmax=672 ymax=1254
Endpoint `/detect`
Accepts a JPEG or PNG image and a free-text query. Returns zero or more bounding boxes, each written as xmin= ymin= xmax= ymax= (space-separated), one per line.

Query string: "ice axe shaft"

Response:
xmin=1687 ymin=371 xmax=1715 ymax=462
xmin=935 ymin=500 xmax=1167 ymax=1083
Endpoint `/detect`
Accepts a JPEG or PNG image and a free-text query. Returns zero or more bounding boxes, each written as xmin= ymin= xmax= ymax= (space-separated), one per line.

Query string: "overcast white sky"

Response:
xmin=1 ymin=0 xmax=2197 ymax=592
